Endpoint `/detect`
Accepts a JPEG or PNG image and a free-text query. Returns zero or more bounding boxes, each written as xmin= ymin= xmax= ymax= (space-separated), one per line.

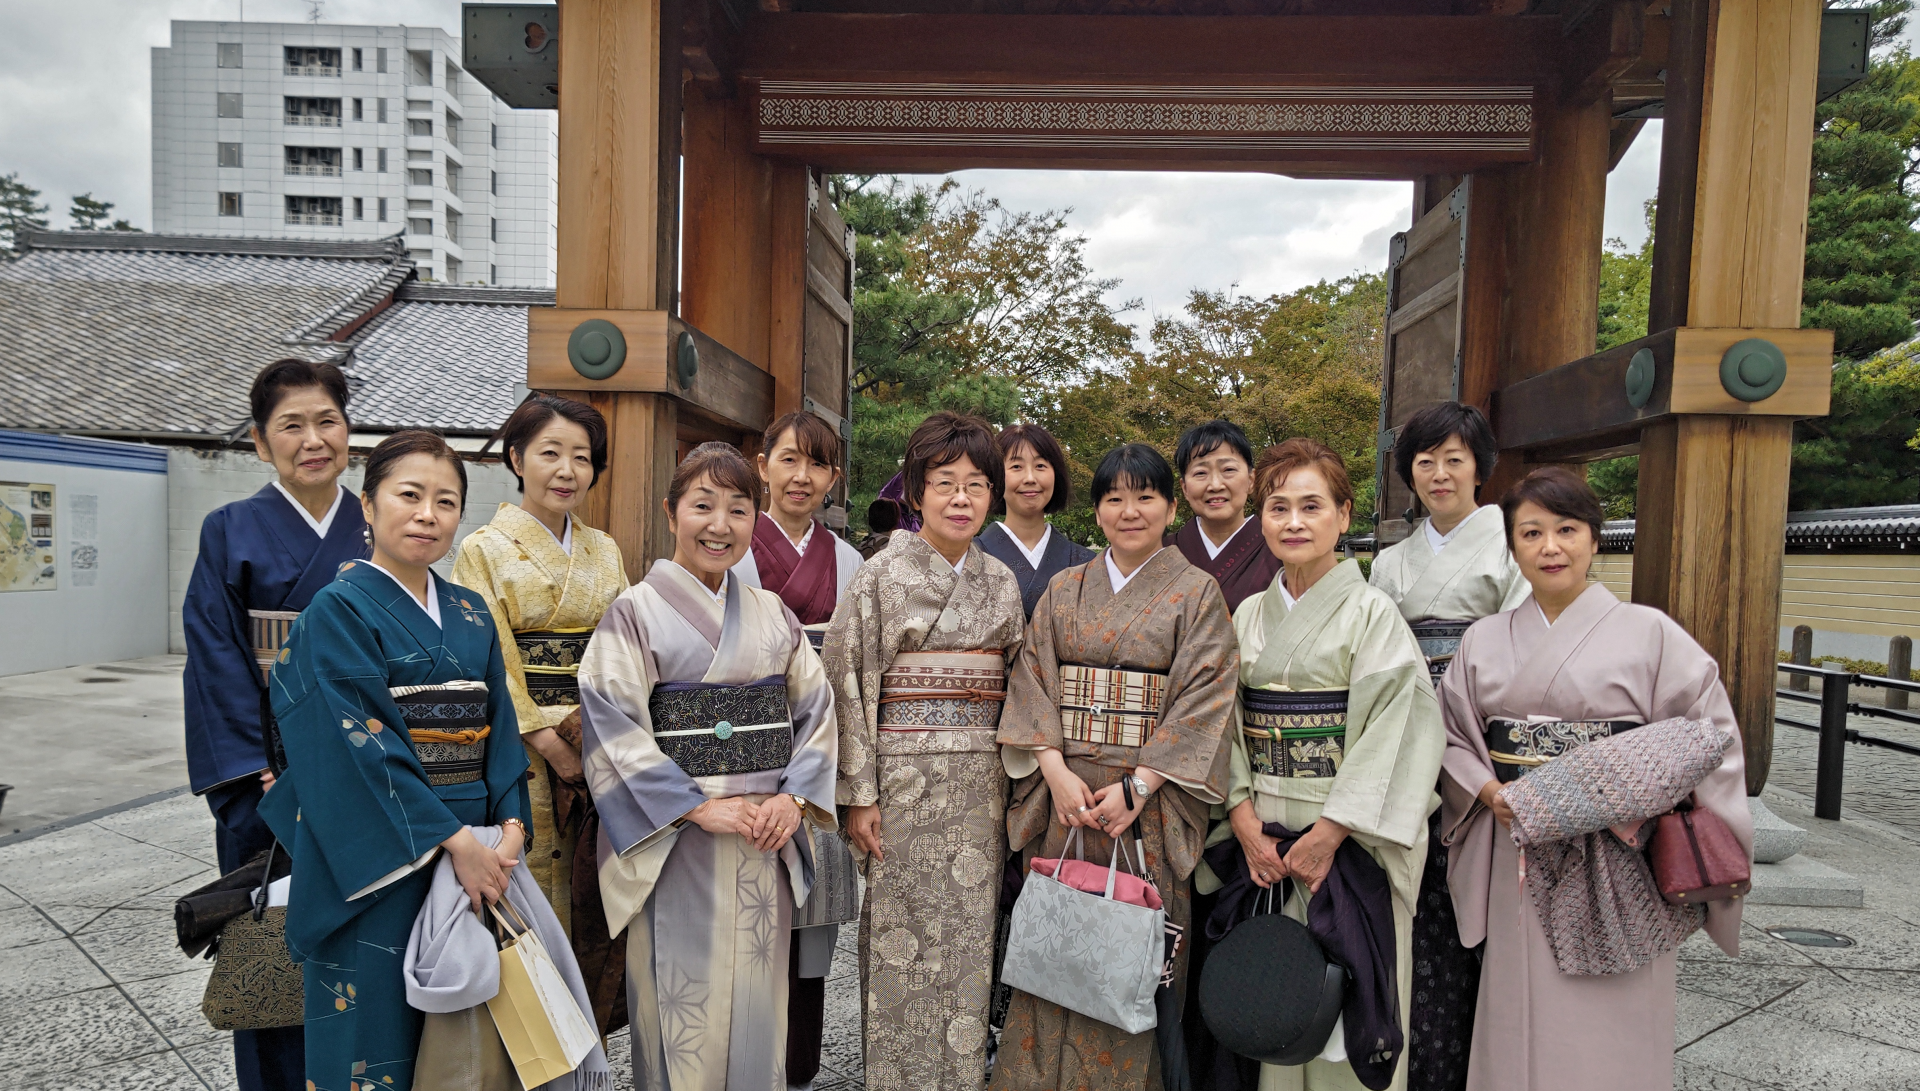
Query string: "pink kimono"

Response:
xmin=1436 ymin=582 xmax=1752 ymax=1091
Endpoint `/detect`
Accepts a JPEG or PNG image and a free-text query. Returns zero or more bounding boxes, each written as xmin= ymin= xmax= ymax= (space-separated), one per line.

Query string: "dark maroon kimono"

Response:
xmin=1167 ymin=516 xmax=1281 ymax=615
xmin=750 ymin=512 xmax=841 ymax=624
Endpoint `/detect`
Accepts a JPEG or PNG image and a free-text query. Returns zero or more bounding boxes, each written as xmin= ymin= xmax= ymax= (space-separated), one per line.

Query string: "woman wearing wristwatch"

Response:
xmin=993 ymin=443 xmax=1240 ymax=1091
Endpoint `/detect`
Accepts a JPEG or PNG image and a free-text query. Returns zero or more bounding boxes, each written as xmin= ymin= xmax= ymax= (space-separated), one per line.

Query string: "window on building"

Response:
xmin=408 ymin=199 xmax=431 ymax=211
xmin=377 ymin=148 xmax=388 ymax=172
xmin=218 ymin=142 xmax=242 ymax=168
xmin=353 ymin=147 xmax=364 ymax=170
xmin=217 ymin=42 xmax=242 ymax=68
xmin=409 ymin=50 xmax=432 ymax=86
xmin=378 ymin=197 xmax=389 ymax=221
xmin=284 ymin=146 xmax=343 ymax=176
xmin=447 ymin=255 xmax=462 ymax=283
xmin=377 ymin=47 xmax=388 ymax=73
xmin=283 ymin=97 xmax=342 ymax=127
xmin=490 ymin=264 xmax=497 ymax=284
xmin=284 ymin=47 xmax=341 ymax=76
xmin=408 ymin=168 xmax=433 ymax=187
xmin=353 ymin=196 xmax=364 ymax=220
xmin=352 ymin=47 xmax=363 ymax=71
xmin=286 ymin=195 xmax=344 ymax=225
xmin=446 ymin=209 xmax=461 ymax=238
xmin=217 ymin=93 xmax=243 ymax=119
xmin=352 ymin=98 xmax=363 ymax=121
xmin=445 ymin=112 xmax=459 ymax=144
xmin=490 ymin=217 xmax=498 ymax=243
xmin=444 ymin=60 xmax=460 ymax=92
xmin=378 ymin=98 xmax=388 ymax=123
xmin=490 ymin=170 xmax=498 ymax=196
xmin=408 ymin=118 xmax=432 ymax=138
xmin=491 ymin=123 xmax=499 ymax=149
xmin=219 ymin=192 xmax=242 ymax=216
xmin=408 ymin=216 xmax=433 ymax=236
xmin=446 ymin=163 xmax=461 ymax=192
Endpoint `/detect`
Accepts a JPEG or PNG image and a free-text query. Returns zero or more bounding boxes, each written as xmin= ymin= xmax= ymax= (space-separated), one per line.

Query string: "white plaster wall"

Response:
xmin=166 ymin=446 xmax=519 ymax=653
xmin=0 ymin=459 xmax=169 ymax=676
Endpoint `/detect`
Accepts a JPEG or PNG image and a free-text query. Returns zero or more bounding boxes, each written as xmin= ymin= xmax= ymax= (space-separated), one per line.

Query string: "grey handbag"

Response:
xmin=1001 ymin=829 xmax=1165 ymax=1035
xmin=794 ymin=821 xmax=859 ymax=928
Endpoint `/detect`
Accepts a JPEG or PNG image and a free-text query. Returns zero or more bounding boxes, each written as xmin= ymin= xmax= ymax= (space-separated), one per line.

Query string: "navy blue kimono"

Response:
xmin=978 ymin=520 xmax=1096 ymax=621
xmin=259 ymin=559 xmax=530 ymax=1091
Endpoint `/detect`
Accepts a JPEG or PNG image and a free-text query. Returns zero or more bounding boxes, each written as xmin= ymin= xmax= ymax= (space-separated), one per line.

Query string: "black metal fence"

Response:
xmin=1776 ymin=663 xmax=1920 ymax=820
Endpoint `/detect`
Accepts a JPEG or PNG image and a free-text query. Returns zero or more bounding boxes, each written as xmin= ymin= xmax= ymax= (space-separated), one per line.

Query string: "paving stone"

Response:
xmin=74 ymin=908 xmax=206 ymax=983
xmin=1747 ymin=855 xmax=1865 ymax=908
xmin=1676 ymin=960 xmax=1824 ymax=1009
xmin=0 ymin=985 xmax=169 ymax=1082
xmin=0 ymin=884 xmax=25 ymax=911
xmin=1759 ymin=972 xmax=1920 ymax=1055
xmin=17 ymin=1046 xmax=205 ymax=1091
xmin=0 ymin=934 xmax=111 ymax=1004
xmin=0 ymin=904 xmax=69 ymax=949
xmin=94 ymin=795 xmax=221 ymax=867
xmin=1674 ymin=1055 xmax=1788 ymax=1091
xmin=1748 ymin=906 xmax=1920 ymax=972
xmin=1676 ymin=989 xmax=1752 ymax=1048
xmin=1681 ymin=1009 xmax=1920 ymax=1089
xmin=177 ymin=1038 xmax=238 ymax=1090
xmin=122 ymin=966 xmax=222 ymax=1050
xmin=0 ymin=822 xmax=208 ymax=909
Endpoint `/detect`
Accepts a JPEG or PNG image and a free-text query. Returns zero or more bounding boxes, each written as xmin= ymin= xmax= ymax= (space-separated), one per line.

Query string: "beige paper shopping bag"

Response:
xmin=485 ymin=898 xmax=598 ymax=1087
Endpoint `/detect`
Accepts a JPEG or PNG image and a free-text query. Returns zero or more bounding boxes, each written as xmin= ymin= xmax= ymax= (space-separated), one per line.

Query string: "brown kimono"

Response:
xmin=994 ymin=547 xmax=1240 ymax=1091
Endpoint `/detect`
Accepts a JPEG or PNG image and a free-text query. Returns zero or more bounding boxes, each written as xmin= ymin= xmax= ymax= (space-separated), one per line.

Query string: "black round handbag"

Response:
xmin=1198 ymin=886 xmax=1346 ymax=1067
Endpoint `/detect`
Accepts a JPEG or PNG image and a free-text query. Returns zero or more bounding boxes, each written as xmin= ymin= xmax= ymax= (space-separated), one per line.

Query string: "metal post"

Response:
xmin=1889 ymin=636 xmax=1912 ymax=711
xmin=1791 ymin=625 xmax=1813 ymax=692
xmin=1814 ymin=670 xmax=1850 ymax=821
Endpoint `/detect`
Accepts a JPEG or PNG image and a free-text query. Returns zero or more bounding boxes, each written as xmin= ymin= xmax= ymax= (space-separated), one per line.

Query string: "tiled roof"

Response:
xmin=0 ymin=230 xmax=546 ymax=440
xmin=1351 ymin=504 xmax=1920 ymax=556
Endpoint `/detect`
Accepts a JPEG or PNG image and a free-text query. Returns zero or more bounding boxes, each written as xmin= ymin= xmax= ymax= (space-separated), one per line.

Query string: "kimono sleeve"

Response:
xmin=1318 ymin=596 xmax=1445 ymax=850
xmin=267 ymin=591 xmax=465 ymax=899
xmin=823 ymin=562 xmax=886 ymax=807
xmin=451 ymin=531 xmax=544 ymax=738
xmin=181 ymin=507 xmax=268 ymax=794
xmin=778 ymin=602 xmax=839 ymax=827
xmin=480 ymin=625 xmax=532 ymax=828
xmin=997 ymin=575 xmax=1067 ymax=779
xmin=1136 ymin=577 xmax=1238 ymax=803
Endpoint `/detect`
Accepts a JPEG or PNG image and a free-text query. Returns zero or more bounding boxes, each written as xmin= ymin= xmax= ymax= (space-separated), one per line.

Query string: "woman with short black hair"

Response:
xmin=824 ymin=411 xmax=1027 ymax=1091
xmin=1169 ymin=419 xmax=1281 ymax=613
xmin=980 ymin=422 xmax=1096 ymax=620
xmin=993 ymin=442 xmax=1240 ymax=1091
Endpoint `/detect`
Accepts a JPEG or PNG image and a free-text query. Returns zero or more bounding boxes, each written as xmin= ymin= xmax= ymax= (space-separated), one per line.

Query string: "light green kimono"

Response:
xmin=1366 ymin=505 xmax=1529 ymax=624
xmin=1207 ymin=559 xmax=1445 ymax=1091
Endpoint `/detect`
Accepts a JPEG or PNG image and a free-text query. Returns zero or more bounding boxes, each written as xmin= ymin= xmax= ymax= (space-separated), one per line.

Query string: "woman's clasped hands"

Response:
xmin=689 ymin=794 xmax=803 ymax=853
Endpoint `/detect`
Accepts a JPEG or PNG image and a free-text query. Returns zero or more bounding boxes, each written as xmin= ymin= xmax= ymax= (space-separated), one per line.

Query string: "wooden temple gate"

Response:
xmin=504 ymin=0 xmax=1836 ymax=793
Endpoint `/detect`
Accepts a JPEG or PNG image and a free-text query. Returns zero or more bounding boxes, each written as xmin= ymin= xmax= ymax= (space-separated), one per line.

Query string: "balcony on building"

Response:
xmin=286 ymin=195 xmax=344 ymax=227
xmin=284 ymin=96 xmax=342 ymax=128
xmin=284 ymin=46 xmax=342 ymax=78
xmin=284 ymin=146 xmax=342 ymax=177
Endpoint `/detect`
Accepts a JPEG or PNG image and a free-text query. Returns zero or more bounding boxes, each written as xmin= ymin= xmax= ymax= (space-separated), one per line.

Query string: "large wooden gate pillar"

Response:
xmin=1637 ymin=0 xmax=1824 ymax=794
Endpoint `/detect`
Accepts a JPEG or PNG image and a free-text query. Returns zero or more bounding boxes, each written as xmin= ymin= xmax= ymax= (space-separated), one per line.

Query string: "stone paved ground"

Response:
xmin=1773 ymin=690 xmax=1920 ymax=837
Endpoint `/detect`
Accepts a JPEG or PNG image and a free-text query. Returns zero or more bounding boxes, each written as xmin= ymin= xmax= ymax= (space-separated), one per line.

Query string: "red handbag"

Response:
xmin=1650 ymin=800 xmax=1751 ymax=905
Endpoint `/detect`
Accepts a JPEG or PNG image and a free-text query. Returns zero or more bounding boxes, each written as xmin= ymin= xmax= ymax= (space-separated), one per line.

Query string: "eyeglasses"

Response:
xmin=927 ymin=480 xmax=992 ymax=499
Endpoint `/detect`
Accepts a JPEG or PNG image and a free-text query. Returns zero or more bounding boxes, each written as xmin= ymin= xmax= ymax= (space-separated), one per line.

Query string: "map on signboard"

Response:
xmin=0 ymin=481 xmax=56 ymax=592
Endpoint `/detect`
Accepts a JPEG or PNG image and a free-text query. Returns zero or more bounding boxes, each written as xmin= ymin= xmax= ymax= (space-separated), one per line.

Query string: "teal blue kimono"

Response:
xmin=259 ymin=559 xmax=530 ymax=1091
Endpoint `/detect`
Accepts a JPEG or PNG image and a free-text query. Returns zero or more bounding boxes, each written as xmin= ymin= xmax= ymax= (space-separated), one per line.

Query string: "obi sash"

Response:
xmin=1485 ymin=717 xmax=1641 ymax=783
xmin=876 ymin=651 xmax=1007 ymax=731
xmin=1059 ymin=664 xmax=1166 ymax=748
xmin=1241 ymin=687 xmax=1348 ymax=779
xmin=514 ymin=626 xmax=593 ymax=708
xmin=649 ymin=677 xmax=792 ymax=777
xmin=1408 ymin=619 xmax=1473 ymax=684
xmin=249 ymin=609 xmax=300 ymax=775
xmin=392 ymin=680 xmax=492 ymax=787
xmin=804 ymin=624 xmax=828 ymax=652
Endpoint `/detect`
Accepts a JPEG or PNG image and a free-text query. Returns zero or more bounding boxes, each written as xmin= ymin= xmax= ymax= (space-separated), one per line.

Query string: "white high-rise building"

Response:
xmin=151 ymin=20 xmax=556 ymax=287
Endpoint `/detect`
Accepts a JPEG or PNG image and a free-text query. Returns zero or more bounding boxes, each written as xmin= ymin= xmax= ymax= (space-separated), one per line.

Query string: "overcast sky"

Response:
xmin=0 ymin=0 xmax=1832 ymax=333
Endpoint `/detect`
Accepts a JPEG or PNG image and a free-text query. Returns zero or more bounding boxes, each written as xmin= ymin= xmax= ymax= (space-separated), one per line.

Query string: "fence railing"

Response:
xmin=1776 ymin=663 xmax=1920 ymax=820
xmin=283 ymin=115 xmax=342 ymax=127
xmin=284 ymin=165 xmax=341 ymax=176
xmin=285 ymin=212 xmax=342 ymax=226
xmin=283 ymin=64 xmax=341 ymax=77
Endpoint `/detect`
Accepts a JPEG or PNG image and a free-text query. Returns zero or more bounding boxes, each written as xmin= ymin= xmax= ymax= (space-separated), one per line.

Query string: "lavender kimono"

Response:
xmin=578 ymin=561 xmax=838 ymax=1091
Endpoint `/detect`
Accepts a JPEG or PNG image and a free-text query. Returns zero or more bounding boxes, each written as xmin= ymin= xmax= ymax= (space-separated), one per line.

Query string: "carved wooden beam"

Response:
xmin=1489 ymin=326 xmax=1833 ymax=460
xmin=528 ymin=308 xmax=775 ymax=434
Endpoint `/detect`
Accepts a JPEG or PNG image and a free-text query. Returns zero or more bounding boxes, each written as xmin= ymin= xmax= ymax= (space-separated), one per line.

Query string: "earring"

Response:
xmin=363 ymin=525 xmax=373 ymax=548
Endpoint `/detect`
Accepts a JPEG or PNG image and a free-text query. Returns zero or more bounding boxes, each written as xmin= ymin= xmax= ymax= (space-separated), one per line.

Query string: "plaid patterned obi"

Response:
xmin=1241 ymin=687 xmax=1349 ymax=779
xmin=514 ymin=627 xmax=593 ymax=707
xmin=649 ymin=677 xmax=792 ymax=777
xmin=1486 ymin=717 xmax=1641 ymax=783
xmin=804 ymin=625 xmax=828 ymax=652
xmin=1409 ymin=619 xmax=1474 ymax=684
xmin=1058 ymin=664 xmax=1167 ymax=748
xmin=248 ymin=609 xmax=300 ymax=684
xmin=391 ymin=680 xmax=492 ymax=786
xmin=877 ymin=651 xmax=1007 ymax=731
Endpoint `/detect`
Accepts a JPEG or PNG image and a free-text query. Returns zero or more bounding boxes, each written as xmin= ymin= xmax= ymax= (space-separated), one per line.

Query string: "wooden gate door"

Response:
xmin=1375 ymin=179 xmax=1471 ymax=545
xmin=799 ymin=171 xmax=856 ymax=530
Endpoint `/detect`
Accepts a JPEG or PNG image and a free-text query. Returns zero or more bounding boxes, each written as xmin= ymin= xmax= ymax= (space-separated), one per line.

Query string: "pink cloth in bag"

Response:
xmin=1028 ymin=832 xmax=1164 ymax=910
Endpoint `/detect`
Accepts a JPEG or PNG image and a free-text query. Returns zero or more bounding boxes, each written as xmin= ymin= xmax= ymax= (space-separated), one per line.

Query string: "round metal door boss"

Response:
xmin=567 ymin=318 xmax=626 ymax=380
xmin=1719 ymin=338 xmax=1787 ymax=402
xmin=676 ymin=330 xmax=699 ymax=389
xmin=1624 ymin=347 xmax=1656 ymax=408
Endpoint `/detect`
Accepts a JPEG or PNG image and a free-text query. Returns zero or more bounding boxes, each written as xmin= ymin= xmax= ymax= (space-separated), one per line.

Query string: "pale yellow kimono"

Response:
xmin=452 ymin=502 xmax=628 ymax=928
xmin=1367 ymin=505 xmax=1530 ymax=624
xmin=1211 ymin=560 xmax=1445 ymax=1091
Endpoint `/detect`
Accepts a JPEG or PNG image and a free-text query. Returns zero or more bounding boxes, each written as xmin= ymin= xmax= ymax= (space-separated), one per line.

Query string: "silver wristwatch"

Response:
xmin=1128 ymin=773 xmax=1156 ymax=801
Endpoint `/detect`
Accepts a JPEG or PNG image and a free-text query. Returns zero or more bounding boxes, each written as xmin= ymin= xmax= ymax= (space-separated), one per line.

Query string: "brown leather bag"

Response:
xmin=1651 ymin=800 xmax=1751 ymax=905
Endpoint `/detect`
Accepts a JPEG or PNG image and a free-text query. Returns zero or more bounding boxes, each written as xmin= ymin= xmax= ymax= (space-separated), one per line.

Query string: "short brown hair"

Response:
xmin=1253 ymin=438 xmax=1353 ymax=510
xmin=362 ymin=430 xmax=467 ymax=512
xmin=903 ymin=412 xmax=1000 ymax=513
xmin=668 ymin=441 xmax=760 ymax=514
xmin=763 ymin=410 xmax=843 ymax=470
xmin=992 ymin=423 xmax=1073 ymax=515
xmin=1501 ymin=466 xmax=1604 ymax=546
xmin=494 ymin=394 xmax=609 ymax=493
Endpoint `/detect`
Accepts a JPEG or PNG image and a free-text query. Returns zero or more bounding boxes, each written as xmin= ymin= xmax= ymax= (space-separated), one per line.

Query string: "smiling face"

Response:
xmin=1182 ymin=444 xmax=1252 ymax=533
xmin=668 ymin=473 xmax=756 ymax=583
xmin=1410 ymin=434 xmax=1479 ymax=526
xmin=1258 ymin=466 xmax=1353 ymax=571
xmin=1096 ymin=476 xmax=1176 ymax=559
xmin=915 ymin=454 xmax=993 ymax=557
xmin=361 ymin=452 xmax=465 ymax=570
xmin=1509 ymin=500 xmax=1596 ymax=600
xmin=759 ymin=426 xmax=841 ymax=524
xmin=512 ymin=415 xmax=595 ymax=519
xmin=252 ymin=385 xmax=349 ymax=492
xmin=1001 ymin=441 xmax=1057 ymax=522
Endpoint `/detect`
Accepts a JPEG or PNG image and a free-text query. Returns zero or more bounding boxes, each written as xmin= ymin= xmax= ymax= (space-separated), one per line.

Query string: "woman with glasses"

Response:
xmin=823 ymin=411 xmax=1027 ymax=1091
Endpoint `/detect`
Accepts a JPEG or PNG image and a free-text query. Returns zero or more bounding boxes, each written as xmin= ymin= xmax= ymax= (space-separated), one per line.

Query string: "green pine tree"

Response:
xmin=0 ymin=172 xmax=50 ymax=249
xmin=68 ymin=192 xmax=115 ymax=231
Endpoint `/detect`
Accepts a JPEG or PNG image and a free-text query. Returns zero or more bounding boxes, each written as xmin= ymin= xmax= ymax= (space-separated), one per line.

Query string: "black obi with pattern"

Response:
xmin=650 ymin=677 xmax=793 ymax=777
xmin=1408 ymin=619 xmax=1474 ymax=685
xmin=1241 ymin=687 xmax=1349 ymax=779
xmin=514 ymin=627 xmax=593 ymax=708
xmin=1485 ymin=717 xmax=1642 ymax=783
xmin=391 ymin=681 xmax=492 ymax=786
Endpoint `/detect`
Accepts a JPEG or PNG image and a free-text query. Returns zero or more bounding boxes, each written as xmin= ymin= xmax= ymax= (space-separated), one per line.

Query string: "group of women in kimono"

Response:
xmin=183 ymin=355 xmax=1752 ymax=1091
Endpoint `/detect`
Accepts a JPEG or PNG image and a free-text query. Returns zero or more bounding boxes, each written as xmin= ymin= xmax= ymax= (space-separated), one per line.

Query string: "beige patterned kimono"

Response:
xmin=994 ymin=546 xmax=1240 ymax=1091
xmin=823 ymin=530 xmax=1026 ymax=1091
xmin=452 ymin=503 xmax=628 ymax=929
